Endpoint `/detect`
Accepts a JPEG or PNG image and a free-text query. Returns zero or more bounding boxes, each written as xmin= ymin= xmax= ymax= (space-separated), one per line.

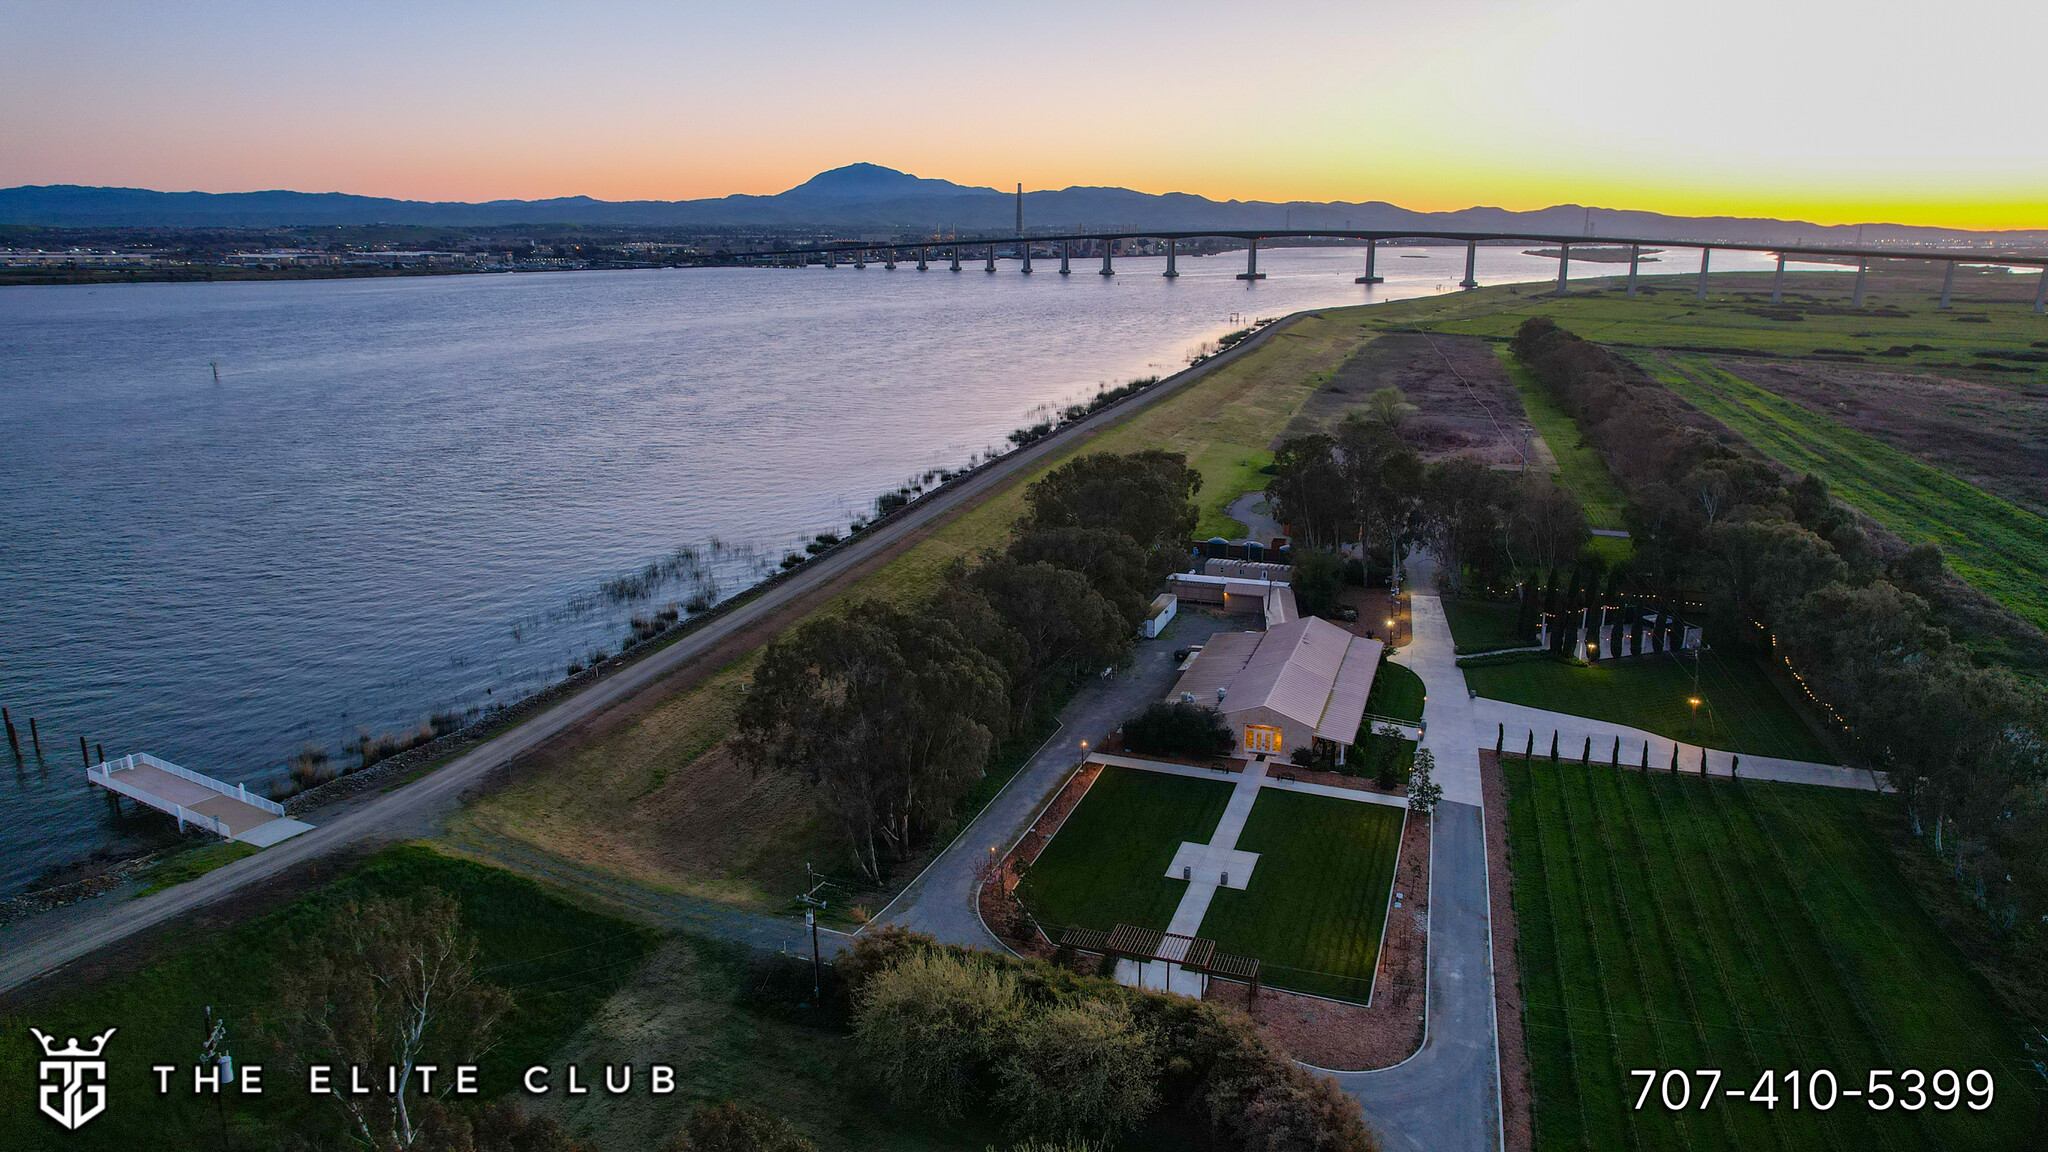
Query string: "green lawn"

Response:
xmin=1503 ymin=759 xmax=2046 ymax=1151
xmin=132 ymin=839 xmax=260 ymax=896
xmin=1347 ymin=730 xmax=1417 ymax=787
xmin=0 ymin=846 xmax=658 ymax=1152
xmin=1016 ymin=765 xmax=1233 ymax=934
xmin=1498 ymin=348 xmax=1631 ymax=531
xmin=1648 ymin=353 xmax=2048 ymax=633
xmin=1442 ymin=595 xmax=1532 ymax=654
xmin=1189 ymin=442 xmax=1276 ymax=539
xmin=1364 ymin=659 xmax=1426 ymax=722
xmin=1466 ymin=649 xmax=1833 ymax=762
xmin=1199 ymin=791 xmax=1405 ymax=1002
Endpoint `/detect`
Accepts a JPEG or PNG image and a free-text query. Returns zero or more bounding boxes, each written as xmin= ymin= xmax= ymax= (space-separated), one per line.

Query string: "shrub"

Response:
xmin=288 ymin=744 xmax=337 ymax=792
xmin=998 ymin=999 xmax=1159 ymax=1144
xmin=1292 ymin=549 xmax=1346 ymax=618
xmin=1122 ymin=701 xmax=1234 ymax=758
xmin=661 ymin=1101 xmax=816 ymax=1152
xmin=853 ymin=950 xmax=1021 ymax=1118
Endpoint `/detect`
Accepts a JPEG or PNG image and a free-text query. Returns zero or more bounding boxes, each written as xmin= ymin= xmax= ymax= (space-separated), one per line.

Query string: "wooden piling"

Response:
xmin=81 ymin=735 xmax=91 ymax=768
xmin=27 ymin=717 xmax=39 ymax=756
xmin=3 ymin=707 xmax=17 ymax=757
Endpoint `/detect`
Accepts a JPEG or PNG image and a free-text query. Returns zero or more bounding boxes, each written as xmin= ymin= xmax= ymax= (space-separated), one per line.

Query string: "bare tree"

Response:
xmin=264 ymin=891 xmax=514 ymax=1151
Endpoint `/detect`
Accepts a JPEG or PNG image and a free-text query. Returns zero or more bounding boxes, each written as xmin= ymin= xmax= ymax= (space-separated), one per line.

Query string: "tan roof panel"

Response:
xmin=1168 ymin=631 xmax=1262 ymax=705
xmin=1315 ymin=636 xmax=1385 ymax=744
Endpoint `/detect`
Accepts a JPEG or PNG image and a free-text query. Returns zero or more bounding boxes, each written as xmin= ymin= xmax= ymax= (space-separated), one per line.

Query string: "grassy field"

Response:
xmin=1016 ymin=765 xmax=1234 ymax=934
xmin=1443 ymin=595 xmax=1530 ymax=654
xmin=1497 ymin=348 xmax=1631 ymax=531
xmin=1466 ymin=649 xmax=1833 ymax=762
xmin=132 ymin=840 xmax=260 ymax=896
xmin=1647 ymin=353 xmax=2048 ymax=633
xmin=1364 ymin=659 xmax=1426 ymax=722
xmin=0 ymin=846 xmax=657 ymax=1152
xmin=1367 ymin=267 xmax=2048 ymax=379
xmin=1503 ymin=758 xmax=2046 ymax=1151
xmin=1199 ymin=791 xmax=1405 ymax=1002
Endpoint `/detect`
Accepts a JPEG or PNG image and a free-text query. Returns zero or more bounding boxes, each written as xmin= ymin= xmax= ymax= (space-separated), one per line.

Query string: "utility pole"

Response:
xmin=201 ymin=1006 xmax=234 ymax=1150
xmin=806 ymin=910 xmax=821 ymax=1005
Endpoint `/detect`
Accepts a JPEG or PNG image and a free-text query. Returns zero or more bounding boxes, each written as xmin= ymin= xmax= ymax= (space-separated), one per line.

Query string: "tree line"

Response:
xmin=1263 ymin=387 xmax=1593 ymax=591
xmin=1511 ymin=317 xmax=2047 ymax=931
xmin=738 ymin=451 xmax=1202 ymax=882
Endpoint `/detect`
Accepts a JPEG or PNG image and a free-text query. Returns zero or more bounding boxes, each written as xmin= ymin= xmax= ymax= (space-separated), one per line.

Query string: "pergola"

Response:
xmin=1057 ymin=923 xmax=1263 ymax=1003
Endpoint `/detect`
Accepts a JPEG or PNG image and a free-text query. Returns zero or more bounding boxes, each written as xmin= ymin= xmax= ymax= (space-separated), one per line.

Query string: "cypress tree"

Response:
xmin=1641 ymin=740 xmax=1650 ymax=771
xmin=1550 ymin=730 xmax=1560 ymax=762
xmin=1524 ymin=729 xmax=1535 ymax=762
xmin=1612 ymin=735 xmax=1621 ymax=766
xmin=1515 ymin=578 xmax=1537 ymax=642
xmin=1670 ymin=742 xmax=1680 ymax=773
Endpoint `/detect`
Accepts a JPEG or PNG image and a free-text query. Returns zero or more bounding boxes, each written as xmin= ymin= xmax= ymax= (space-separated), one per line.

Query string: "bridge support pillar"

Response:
xmin=884 ymin=250 xmax=896 ymax=270
xmin=1100 ymin=239 xmax=1114 ymax=276
xmin=855 ymin=249 xmax=866 ymax=269
xmin=1355 ymin=237 xmax=1383 ymax=284
xmin=1853 ymin=258 xmax=1866 ymax=307
xmin=1059 ymin=240 xmax=1071 ymax=275
xmin=916 ymin=247 xmax=928 ymax=271
xmin=1460 ymin=240 xmax=1478 ymax=289
xmin=1771 ymin=254 xmax=1786 ymax=303
xmin=1021 ymin=241 xmax=1032 ymax=274
xmin=2035 ymin=266 xmax=2048 ymax=313
xmin=986 ymin=245 xmax=996 ymax=273
xmin=949 ymin=247 xmax=961 ymax=272
xmin=825 ymin=250 xmax=836 ymax=269
xmin=1626 ymin=244 xmax=1640 ymax=296
xmin=1552 ymin=243 xmax=1571 ymax=295
xmin=1236 ymin=238 xmax=1265 ymax=280
xmin=1164 ymin=237 xmax=1178 ymax=278
xmin=1696 ymin=248 xmax=1711 ymax=301
xmin=1939 ymin=260 xmax=1955 ymax=308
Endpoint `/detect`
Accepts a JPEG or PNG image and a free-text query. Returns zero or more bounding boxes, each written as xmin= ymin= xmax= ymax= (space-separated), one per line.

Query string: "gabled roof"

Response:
xmin=1170 ymin=617 xmax=1384 ymax=745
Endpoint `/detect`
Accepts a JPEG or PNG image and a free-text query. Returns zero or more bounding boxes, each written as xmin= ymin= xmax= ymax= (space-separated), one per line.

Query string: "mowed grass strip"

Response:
xmin=1497 ymin=347 xmax=1631 ymax=530
xmin=1466 ymin=648 xmax=1833 ymax=762
xmin=1503 ymin=760 xmax=2047 ymax=1151
xmin=1197 ymin=790 xmax=1403 ymax=1003
xmin=1649 ymin=353 xmax=2048 ymax=633
xmin=1016 ymin=765 xmax=1232 ymax=934
xmin=1442 ymin=595 xmax=1529 ymax=655
xmin=1364 ymin=659 xmax=1426 ymax=723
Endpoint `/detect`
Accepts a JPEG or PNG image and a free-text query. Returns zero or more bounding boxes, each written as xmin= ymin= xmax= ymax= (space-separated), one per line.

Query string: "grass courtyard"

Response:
xmin=1017 ymin=765 xmax=1233 ymax=934
xmin=1018 ymin=764 xmax=1406 ymax=1004
xmin=1466 ymin=648 xmax=1834 ymax=762
xmin=1502 ymin=758 xmax=2046 ymax=1151
xmin=1443 ymin=595 xmax=1530 ymax=654
xmin=1199 ymin=790 xmax=1406 ymax=1002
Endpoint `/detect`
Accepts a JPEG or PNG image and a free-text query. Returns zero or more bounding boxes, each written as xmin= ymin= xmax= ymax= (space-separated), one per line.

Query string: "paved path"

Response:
xmin=872 ymin=613 xmax=1236 ymax=948
xmin=1473 ymin=699 xmax=1877 ymax=790
xmin=1340 ymin=585 xmax=1504 ymax=1152
xmin=0 ymin=314 xmax=1310 ymax=999
xmin=1226 ymin=491 xmax=1286 ymax=543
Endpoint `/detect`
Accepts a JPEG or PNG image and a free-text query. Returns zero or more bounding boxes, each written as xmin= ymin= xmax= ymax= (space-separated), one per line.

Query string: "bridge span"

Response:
xmin=736 ymin=229 xmax=2048 ymax=313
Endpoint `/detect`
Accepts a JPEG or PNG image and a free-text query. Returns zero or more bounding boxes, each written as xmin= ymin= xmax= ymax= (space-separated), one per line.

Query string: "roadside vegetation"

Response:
xmin=1501 ymin=758 xmax=2045 ymax=1150
xmin=0 ymin=846 xmax=655 ymax=1152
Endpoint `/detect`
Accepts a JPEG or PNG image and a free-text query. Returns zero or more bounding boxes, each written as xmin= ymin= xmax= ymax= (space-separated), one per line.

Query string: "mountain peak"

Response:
xmin=777 ymin=163 xmax=996 ymax=200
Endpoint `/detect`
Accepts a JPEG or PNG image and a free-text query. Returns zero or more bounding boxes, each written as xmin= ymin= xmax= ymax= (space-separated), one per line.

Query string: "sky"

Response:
xmin=3 ymin=0 xmax=2043 ymax=230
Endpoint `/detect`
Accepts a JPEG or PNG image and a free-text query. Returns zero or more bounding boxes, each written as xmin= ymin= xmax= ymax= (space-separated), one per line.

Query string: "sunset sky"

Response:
xmin=4 ymin=0 xmax=2042 ymax=230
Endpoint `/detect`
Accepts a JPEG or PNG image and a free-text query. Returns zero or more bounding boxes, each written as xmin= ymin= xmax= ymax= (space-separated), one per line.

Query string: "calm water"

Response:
xmin=0 ymin=243 xmax=1779 ymax=893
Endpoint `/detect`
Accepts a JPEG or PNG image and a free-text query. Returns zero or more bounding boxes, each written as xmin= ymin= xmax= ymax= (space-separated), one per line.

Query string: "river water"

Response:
xmin=0 ymin=243 xmax=1780 ymax=894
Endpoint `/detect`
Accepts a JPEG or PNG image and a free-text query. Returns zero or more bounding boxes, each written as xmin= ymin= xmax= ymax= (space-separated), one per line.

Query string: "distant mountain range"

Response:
xmin=1 ymin=163 xmax=2035 ymax=246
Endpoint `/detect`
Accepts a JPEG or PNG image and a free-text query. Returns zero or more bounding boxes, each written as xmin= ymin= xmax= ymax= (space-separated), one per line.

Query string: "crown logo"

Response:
xmin=32 ymin=1027 xmax=117 ymax=1058
xmin=31 ymin=1027 xmax=118 ymax=1129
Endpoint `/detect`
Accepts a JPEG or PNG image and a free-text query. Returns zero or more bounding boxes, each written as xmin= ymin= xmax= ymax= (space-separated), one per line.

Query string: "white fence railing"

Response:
xmin=89 ymin=751 xmax=284 ymax=816
xmin=87 ymin=766 xmax=233 ymax=837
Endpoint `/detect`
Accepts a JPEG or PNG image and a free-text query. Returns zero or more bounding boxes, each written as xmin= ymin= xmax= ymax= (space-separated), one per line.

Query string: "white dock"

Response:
xmin=88 ymin=752 xmax=313 ymax=847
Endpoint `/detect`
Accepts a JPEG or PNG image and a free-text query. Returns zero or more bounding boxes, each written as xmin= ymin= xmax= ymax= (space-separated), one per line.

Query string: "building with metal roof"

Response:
xmin=1168 ymin=616 xmax=1383 ymax=762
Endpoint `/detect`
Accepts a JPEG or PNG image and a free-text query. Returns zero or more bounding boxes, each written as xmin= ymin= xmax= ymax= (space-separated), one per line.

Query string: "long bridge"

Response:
xmin=729 ymin=229 xmax=2048 ymax=313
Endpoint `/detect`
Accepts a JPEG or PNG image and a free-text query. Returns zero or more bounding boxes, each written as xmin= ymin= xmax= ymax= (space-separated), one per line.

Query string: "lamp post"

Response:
xmin=1688 ymin=696 xmax=1701 ymax=739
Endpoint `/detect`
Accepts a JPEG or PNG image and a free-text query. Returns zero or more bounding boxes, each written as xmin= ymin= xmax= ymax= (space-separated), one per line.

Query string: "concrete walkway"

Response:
xmin=1472 ymin=699 xmax=1878 ymax=790
xmin=1339 ymin=586 xmax=1504 ymax=1152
